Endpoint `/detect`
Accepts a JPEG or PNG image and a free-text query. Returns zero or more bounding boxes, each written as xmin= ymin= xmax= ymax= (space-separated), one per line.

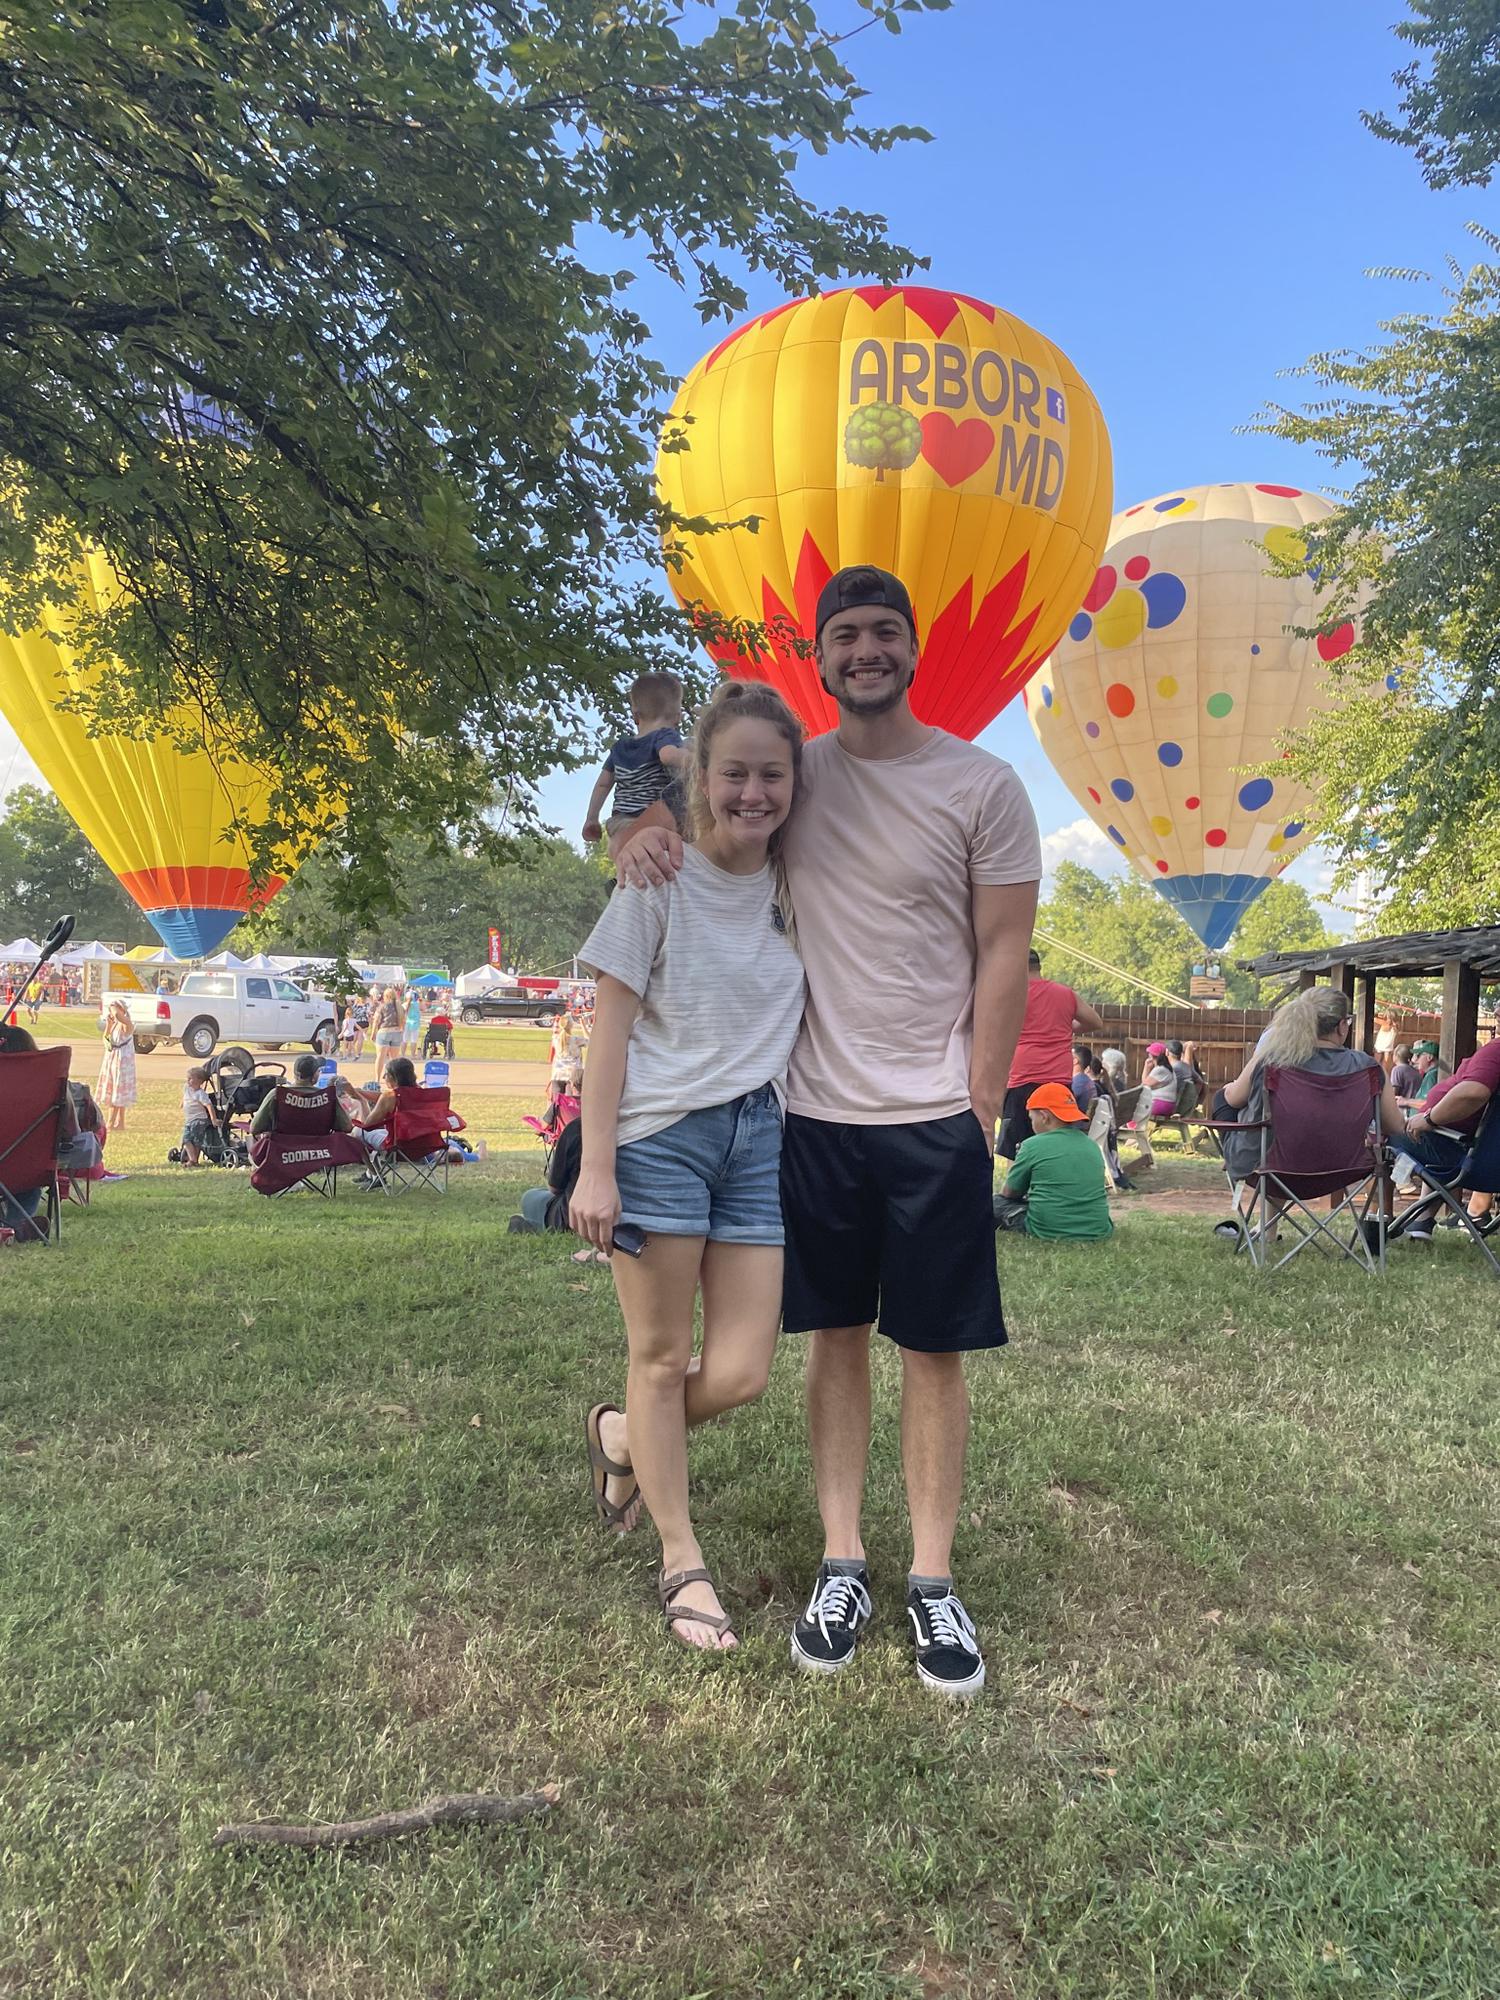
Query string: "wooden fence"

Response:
xmin=1088 ymin=1002 xmax=1449 ymax=1087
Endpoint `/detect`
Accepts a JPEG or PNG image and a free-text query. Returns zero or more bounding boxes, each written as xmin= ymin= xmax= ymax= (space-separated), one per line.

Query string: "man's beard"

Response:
xmin=824 ymin=662 xmax=915 ymax=717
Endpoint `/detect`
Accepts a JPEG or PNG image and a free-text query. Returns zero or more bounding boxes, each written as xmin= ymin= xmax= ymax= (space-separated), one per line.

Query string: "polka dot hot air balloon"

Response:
xmin=0 ymin=545 xmax=331 ymax=956
xmin=1026 ymin=482 xmax=1363 ymax=950
xmin=657 ymin=285 xmax=1112 ymax=740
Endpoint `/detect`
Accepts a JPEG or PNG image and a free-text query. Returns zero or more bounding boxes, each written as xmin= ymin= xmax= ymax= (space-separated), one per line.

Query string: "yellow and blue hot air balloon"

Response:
xmin=657 ymin=285 xmax=1112 ymax=740
xmin=1026 ymin=481 xmax=1364 ymax=950
xmin=0 ymin=545 xmax=324 ymax=956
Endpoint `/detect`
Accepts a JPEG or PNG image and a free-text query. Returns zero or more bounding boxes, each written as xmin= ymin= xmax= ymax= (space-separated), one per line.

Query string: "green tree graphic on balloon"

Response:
xmin=844 ymin=401 xmax=921 ymax=482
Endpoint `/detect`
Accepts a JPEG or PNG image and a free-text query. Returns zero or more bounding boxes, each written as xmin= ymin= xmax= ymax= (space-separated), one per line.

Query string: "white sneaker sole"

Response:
xmin=914 ymin=1656 xmax=986 ymax=1698
xmin=789 ymin=1631 xmax=860 ymax=1676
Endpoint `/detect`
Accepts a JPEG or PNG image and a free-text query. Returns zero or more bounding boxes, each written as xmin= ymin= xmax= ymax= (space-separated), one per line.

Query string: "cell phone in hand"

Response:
xmin=611 ymin=1223 xmax=647 ymax=1259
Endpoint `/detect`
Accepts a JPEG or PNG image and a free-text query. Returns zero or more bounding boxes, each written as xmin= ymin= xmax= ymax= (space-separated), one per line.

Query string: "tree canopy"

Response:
xmin=0 ymin=783 xmax=143 ymax=943
xmin=0 ymin=0 xmax=942 ymax=921
xmin=232 ymin=820 xmax=609 ymax=975
xmin=1253 ymin=0 xmax=1500 ymax=928
xmin=1035 ymin=864 xmax=1337 ymax=1009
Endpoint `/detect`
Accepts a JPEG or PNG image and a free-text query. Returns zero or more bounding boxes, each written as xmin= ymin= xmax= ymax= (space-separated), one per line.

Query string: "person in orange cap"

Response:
xmin=993 ymin=1083 xmax=1113 ymax=1240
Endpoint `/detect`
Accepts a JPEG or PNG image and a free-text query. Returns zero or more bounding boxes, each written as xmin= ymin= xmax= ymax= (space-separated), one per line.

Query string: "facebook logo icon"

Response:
xmin=1045 ymin=387 xmax=1067 ymax=425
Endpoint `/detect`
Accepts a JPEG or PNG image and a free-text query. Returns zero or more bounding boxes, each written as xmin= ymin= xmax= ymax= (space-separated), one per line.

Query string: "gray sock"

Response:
xmin=908 ymin=1572 xmax=953 ymax=1599
xmin=825 ymin=1556 xmax=868 ymax=1578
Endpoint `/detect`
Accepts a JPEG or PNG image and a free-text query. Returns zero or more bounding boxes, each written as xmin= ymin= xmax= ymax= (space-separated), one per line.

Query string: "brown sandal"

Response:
xmin=585 ymin=1403 xmax=640 ymax=1532
xmin=658 ymin=1567 xmax=737 ymax=1646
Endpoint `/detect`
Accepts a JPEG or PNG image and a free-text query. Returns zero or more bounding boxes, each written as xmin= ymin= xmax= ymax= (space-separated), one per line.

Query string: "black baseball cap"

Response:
xmin=814 ymin=565 xmax=917 ymax=642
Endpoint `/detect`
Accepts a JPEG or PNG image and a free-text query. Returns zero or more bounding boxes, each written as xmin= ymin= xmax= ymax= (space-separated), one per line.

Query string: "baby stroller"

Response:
xmin=207 ymin=1047 xmax=285 ymax=1167
xmin=523 ymin=1089 xmax=579 ymax=1161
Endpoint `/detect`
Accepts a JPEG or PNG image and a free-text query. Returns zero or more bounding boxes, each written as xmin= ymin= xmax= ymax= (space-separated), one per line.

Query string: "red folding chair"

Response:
xmin=1201 ymin=1063 xmax=1387 ymax=1274
xmin=368 ymin=1084 xmax=464 ymax=1195
xmin=0 ymin=1045 xmax=71 ymax=1245
xmin=248 ymin=1084 xmax=367 ymax=1198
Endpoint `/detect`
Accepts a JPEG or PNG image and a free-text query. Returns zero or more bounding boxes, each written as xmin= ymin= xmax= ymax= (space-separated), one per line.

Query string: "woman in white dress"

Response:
xmin=96 ymin=999 xmax=138 ymax=1132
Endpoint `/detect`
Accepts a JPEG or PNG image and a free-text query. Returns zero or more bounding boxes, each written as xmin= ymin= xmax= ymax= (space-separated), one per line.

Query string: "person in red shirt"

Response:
xmin=1388 ymin=1033 xmax=1500 ymax=1241
xmin=997 ymin=951 xmax=1104 ymax=1161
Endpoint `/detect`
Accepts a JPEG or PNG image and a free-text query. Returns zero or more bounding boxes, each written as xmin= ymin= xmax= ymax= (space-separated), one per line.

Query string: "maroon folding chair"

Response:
xmin=0 ymin=1045 xmax=71 ymax=1245
xmin=1206 ymin=1064 xmax=1388 ymax=1274
xmin=368 ymin=1084 xmax=462 ymax=1194
xmin=247 ymin=1084 xmax=366 ymax=1198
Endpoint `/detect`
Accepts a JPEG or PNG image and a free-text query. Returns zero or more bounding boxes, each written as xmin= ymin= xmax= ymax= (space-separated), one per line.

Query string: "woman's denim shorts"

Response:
xmin=614 ymin=1085 xmax=784 ymax=1245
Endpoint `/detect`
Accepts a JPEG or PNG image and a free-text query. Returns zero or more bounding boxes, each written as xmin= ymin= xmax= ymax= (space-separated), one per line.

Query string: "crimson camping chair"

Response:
xmin=1199 ymin=1063 xmax=1388 ymax=1274
xmin=368 ymin=1084 xmax=464 ymax=1194
xmin=0 ymin=1045 xmax=71 ymax=1245
xmin=248 ymin=1084 xmax=366 ymax=1199
xmin=1386 ymin=1096 xmax=1500 ymax=1277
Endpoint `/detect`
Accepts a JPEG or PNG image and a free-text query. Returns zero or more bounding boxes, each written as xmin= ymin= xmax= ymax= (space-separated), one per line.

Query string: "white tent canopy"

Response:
xmin=57 ymin=940 xmax=125 ymax=965
xmin=201 ymin=950 xmax=244 ymax=969
xmin=238 ymin=952 xmax=282 ymax=971
xmin=1 ymin=937 xmax=44 ymax=959
xmin=457 ymin=964 xmax=520 ymax=996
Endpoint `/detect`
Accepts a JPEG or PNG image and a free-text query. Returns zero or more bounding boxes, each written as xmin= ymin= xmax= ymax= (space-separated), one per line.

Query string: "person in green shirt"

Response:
xmin=993 ymin=1083 xmax=1113 ymax=1241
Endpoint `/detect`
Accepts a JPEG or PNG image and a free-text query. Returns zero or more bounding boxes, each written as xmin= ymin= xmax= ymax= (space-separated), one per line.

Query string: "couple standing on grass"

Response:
xmin=574 ymin=566 xmax=1041 ymax=1698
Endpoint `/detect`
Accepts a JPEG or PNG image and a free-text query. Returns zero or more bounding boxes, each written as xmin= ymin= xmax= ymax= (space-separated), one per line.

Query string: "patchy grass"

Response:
xmin=4 ymin=1081 xmax=1499 ymax=1997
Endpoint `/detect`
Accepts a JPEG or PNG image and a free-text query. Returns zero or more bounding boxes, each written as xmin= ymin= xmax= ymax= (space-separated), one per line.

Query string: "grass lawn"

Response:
xmin=25 ymin=1005 xmax=553 ymax=1065
xmin=5 ymin=1082 xmax=1500 ymax=1997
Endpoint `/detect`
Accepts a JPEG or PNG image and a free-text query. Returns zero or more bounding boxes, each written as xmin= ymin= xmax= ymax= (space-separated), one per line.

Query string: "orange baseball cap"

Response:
xmin=1026 ymin=1083 xmax=1087 ymax=1123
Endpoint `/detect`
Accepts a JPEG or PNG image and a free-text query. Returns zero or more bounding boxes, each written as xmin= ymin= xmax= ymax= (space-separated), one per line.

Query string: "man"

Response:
xmin=993 ymin=1083 xmax=1113 ymax=1240
xmin=998 ymin=952 xmax=1104 ymax=1161
xmin=250 ymin=1051 xmax=354 ymax=1135
xmin=1395 ymin=1042 xmax=1438 ymax=1106
xmin=618 ymin=564 xmax=1039 ymax=1697
xmin=1387 ymin=1033 xmax=1500 ymax=1242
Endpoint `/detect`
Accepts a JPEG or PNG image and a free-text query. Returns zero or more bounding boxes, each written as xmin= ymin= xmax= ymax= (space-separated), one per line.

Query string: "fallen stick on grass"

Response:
xmin=211 ymin=1783 xmax=560 ymax=1851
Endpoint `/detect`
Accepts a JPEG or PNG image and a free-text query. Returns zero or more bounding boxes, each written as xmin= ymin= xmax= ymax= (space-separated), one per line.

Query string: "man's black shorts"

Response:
xmin=781 ymin=1111 xmax=1007 ymax=1353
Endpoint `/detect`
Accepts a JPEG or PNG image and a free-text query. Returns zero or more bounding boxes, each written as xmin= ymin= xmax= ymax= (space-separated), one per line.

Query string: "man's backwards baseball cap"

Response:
xmin=1026 ymin=1083 xmax=1087 ymax=1124
xmin=814 ymin=565 xmax=916 ymax=642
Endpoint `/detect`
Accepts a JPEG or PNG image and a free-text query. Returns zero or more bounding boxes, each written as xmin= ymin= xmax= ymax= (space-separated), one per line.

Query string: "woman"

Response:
xmin=547 ymin=1010 xmax=584 ymax=1113
xmin=96 ymin=998 xmax=137 ymax=1132
xmin=370 ymin=985 xmax=403 ymax=1072
xmin=1215 ymin=984 xmax=1403 ymax=1226
xmin=572 ymin=680 xmax=806 ymax=1654
xmin=402 ymin=986 xmax=424 ymax=1060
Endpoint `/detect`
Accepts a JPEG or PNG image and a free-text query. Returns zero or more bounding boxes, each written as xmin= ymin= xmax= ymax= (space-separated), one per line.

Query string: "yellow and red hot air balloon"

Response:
xmin=0 ymin=545 xmax=327 ymax=957
xmin=657 ymin=285 xmax=1112 ymax=740
xmin=1026 ymin=481 xmax=1367 ymax=950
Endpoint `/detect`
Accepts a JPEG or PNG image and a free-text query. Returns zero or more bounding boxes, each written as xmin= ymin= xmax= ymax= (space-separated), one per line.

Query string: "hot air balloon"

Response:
xmin=657 ymin=285 xmax=1112 ymax=740
xmin=1026 ymin=482 xmax=1364 ymax=950
xmin=0 ymin=545 xmax=328 ymax=956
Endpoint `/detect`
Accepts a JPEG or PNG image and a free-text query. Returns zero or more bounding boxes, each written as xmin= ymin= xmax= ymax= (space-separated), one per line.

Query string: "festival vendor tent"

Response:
xmin=457 ymin=965 xmax=519 ymax=996
xmin=1 ymin=938 xmax=44 ymax=959
xmin=201 ymin=950 xmax=245 ymax=969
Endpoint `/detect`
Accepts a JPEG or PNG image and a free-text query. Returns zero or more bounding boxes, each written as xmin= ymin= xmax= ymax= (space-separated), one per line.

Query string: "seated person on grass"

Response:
xmin=249 ymin=1052 xmax=354 ymax=1137
xmin=1384 ymin=1030 xmax=1500 ymax=1242
xmin=993 ymin=1083 xmax=1113 ymax=1240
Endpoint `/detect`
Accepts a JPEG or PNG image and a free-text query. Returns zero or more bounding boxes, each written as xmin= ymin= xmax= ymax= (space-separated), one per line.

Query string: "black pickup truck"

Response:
xmin=457 ymin=992 xmax=559 ymax=1026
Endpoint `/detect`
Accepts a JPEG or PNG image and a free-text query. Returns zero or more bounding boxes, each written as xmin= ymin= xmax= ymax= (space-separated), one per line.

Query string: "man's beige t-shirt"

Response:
xmin=782 ymin=729 xmax=1041 ymax=1125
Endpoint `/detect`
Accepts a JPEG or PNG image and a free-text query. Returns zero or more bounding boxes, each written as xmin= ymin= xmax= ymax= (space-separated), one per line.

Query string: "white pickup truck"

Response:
xmin=126 ymin=970 xmax=336 ymax=1060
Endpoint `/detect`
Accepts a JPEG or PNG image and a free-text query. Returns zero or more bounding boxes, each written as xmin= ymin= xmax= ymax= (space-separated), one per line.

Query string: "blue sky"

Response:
xmin=0 ymin=2 xmax=1474 ymax=932
xmin=525 ymin=0 xmax=1476 ymax=926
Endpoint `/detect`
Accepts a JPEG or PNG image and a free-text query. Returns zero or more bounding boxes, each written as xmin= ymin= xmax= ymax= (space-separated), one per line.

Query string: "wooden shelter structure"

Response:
xmin=1240 ymin=925 xmax=1500 ymax=1072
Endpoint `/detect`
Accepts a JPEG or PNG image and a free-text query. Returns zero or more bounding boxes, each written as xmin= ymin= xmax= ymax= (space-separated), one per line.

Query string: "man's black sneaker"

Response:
xmin=790 ymin=1564 xmax=873 ymax=1676
xmin=906 ymin=1586 xmax=985 ymax=1698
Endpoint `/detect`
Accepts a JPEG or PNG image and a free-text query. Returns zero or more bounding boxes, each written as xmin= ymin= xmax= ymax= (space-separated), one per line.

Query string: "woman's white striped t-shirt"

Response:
xmin=580 ymin=846 xmax=805 ymax=1147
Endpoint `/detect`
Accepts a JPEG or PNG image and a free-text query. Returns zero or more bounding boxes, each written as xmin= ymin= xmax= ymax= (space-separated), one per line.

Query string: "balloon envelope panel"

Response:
xmin=1026 ymin=482 xmax=1358 ymax=949
xmin=658 ymin=285 xmax=1112 ymax=740
xmin=0 ymin=547 xmax=315 ymax=955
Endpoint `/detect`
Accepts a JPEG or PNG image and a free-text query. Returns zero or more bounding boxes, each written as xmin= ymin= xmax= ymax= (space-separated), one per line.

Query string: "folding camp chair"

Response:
xmin=247 ymin=1084 xmax=366 ymax=1198
xmin=368 ymin=1084 xmax=464 ymax=1194
xmin=1385 ymin=1097 xmax=1500 ymax=1277
xmin=1198 ymin=1063 xmax=1388 ymax=1274
xmin=0 ymin=1045 xmax=71 ymax=1245
xmin=1163 ymin=1074 xmax=1204 ymax=1147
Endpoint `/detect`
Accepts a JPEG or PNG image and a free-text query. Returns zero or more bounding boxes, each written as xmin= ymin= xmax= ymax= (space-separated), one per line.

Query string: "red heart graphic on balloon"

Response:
xmin=920 ymin=412 xmax=993 ymax=487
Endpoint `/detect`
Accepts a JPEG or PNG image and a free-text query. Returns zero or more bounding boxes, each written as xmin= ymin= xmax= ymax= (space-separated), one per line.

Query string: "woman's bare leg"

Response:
xmin=610 ymin=1234 xmax=735 ymax=1649
xmin=689 ymin=1242 xmax=782 ymax=1424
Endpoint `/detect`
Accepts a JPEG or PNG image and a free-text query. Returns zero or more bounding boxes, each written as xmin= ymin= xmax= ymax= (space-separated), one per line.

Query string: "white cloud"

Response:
xmin=1039 ymin=814 xmax=1130 ymax=889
